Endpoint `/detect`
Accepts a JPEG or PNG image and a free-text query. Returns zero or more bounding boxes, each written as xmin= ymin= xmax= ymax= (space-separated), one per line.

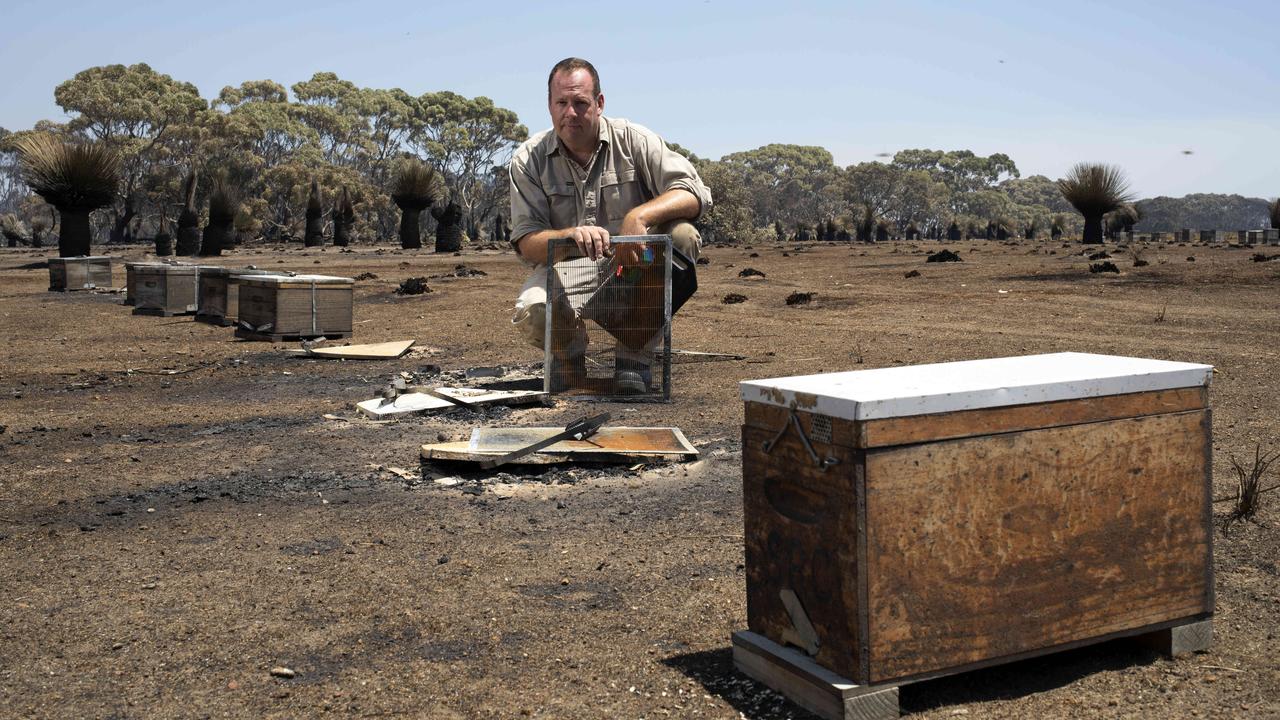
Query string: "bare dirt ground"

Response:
xmin=1 ymin=238 xmax=1278 ymax=719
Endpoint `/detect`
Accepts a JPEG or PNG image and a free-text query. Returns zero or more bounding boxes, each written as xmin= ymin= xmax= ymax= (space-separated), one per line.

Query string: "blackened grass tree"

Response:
xmin=304 ymin=179 xmax=324 ymax=247
xmin=855 ymin=205 xmax=874 ymax=243
xmin=1058 ymin=163 xmax=1134 ymax=245
xmin=200 ymin=174 xmax=237 ymax=256
xmin=332 ymin=186 xmax=354 ymax=247
xmin=1050 ymin=214 xmax=1066 ymax=240
xmin=1269 ymin=198 xmax=1279 ymax=230
xmin=1 ymin=213 xmax=27 ymax=247
xmin=1023 ymin=218 xmax=1038 ymax=240
xmin=391 ymin=159 xmax=444 ymax=250
xmin=154 ymin=213 xmax=173 ymax=256
xmin=15 ymin=134 xmax=120 ymax=257
xmin=176 ymin=170 xmax=201 ymax=255
xmin=1107 ymin=204 xmax=1140 ymax=240
xmin=432 ymin=200 xmax=463 ymax=253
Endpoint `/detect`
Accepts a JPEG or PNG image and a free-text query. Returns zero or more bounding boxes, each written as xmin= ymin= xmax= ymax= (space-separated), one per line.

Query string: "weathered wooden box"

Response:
xmin=125 ymin=262 xmax=185 ymax=305
xmin=195 ymin=267 xmax=285 ymax=325
xmin=234 ymin=274 xmax=354 ymax=341
xmin=735 ymin=353 xmax=1214 ymax=718
xmin=49 ymin=256 xmax=115 ymax=291
xmin=132 ymin=263 xmax=198 ymax=316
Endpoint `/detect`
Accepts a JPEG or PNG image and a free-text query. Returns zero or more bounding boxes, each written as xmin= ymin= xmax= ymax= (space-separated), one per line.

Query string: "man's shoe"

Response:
xmin=613 ymin=359 xmax=652 ymax=395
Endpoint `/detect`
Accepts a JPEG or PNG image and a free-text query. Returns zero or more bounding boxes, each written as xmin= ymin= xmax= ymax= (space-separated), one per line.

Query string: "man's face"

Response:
xmin=549 ymin=68 xmax=603 ymax=152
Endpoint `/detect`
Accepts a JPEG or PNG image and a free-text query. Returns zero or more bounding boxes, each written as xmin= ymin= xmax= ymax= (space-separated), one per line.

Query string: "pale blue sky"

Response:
xmin=2 ymin=0 xmax=1276 ymax=199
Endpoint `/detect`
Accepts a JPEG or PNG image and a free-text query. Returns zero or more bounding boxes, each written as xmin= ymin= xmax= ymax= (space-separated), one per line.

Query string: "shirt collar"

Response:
xmin=548 ymin=116 xmax=610 ymax=158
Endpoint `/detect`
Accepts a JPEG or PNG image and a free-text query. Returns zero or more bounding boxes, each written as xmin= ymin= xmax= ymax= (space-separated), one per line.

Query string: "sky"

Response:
xmin=2 ymin=0 xmax=1277 ymax=200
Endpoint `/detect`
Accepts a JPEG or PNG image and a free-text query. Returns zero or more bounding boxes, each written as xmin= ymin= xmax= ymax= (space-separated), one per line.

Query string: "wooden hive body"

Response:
xmin=195 ymin=268 xmax=284 ymax=324
xmin=49 ymin=256 xmax=114 ymax=291
xmin=126 ymin=262 xmax=186 ymax=305
xmin=235 ymin=274 xmax=354 ymax=340
xmin=739 ymin=353 xmax=1214 ymax=688
xmin=132 ymin=264 xmax=198 ymax=315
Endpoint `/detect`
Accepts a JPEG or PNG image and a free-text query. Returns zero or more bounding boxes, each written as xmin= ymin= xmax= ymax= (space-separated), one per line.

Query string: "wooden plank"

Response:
xmin=283 ymin=340 xmax=415 ymax=359
xmin=860 ymin=386 xmax=1207 ymax=448
xmin=742 ymin=424 xmax=864 ymax=681
xmin=732 ymin=631 xmax=899 ymax=720
xmin=744 ymin=387 xmax=1206 ymax=449
xmin=469 ymin=427 xmax=696 ymax=456
xmin=358 ymin=393 xmax=454 ymax=418
xmin=356 ymin=388 xmax=548 ymax=418
xmin=862 ymin=410 xmax=1213 ymax=683
xmin=420 ymin=440 xmax=692 ymax=466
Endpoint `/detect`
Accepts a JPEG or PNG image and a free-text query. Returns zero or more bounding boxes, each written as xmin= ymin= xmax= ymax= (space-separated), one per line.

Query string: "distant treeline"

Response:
xmin=0 ymin=63 xmax=1273 ymax=248
xmin=1134 ymin=194 xmax=1271 ymax=233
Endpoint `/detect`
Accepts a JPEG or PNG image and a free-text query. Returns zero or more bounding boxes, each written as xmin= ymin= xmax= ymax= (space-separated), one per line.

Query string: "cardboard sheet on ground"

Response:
xmin=420 ymin=427 xmax=698 ymax=465
xmin=286 ymin=340 xmax=415 ymax=359
xmin=356 ymin=387 xmax=547 ymax=418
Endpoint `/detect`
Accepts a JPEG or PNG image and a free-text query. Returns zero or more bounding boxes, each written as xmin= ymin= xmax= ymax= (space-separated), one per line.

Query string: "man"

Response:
xmin=508 ymin=57 xmax=712 ymax=394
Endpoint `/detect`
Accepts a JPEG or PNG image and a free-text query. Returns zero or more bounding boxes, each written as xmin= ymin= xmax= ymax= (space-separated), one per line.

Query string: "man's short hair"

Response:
xmin=547 ymin=58 xmax=601 ymax=99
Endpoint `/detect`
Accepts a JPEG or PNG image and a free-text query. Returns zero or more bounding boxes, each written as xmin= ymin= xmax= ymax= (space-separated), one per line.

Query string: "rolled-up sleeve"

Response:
xmin=508 ymin=143 xmax=549 ymax=251
xmin=636 ymin=126 xmax=712 ymax=219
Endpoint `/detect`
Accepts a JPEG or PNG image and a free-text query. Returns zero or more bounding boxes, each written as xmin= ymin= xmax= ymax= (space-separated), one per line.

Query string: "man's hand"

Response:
xmin=570 ymin=225 xmax=611 ymax=261
xmin=612 ymin=211 xmax=649 ymax=266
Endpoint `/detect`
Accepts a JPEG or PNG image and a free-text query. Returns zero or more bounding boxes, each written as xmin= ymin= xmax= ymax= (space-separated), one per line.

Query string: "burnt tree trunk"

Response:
xmin=200 ymin=220 xmax=232 ymax=256
xmin=109 ymin=194 xmax=137 ymax=244
xmin=432 ymin=201 xmax=463 ymax=253
xmin=154 ymin=231 xmax=173 ymax=256
xmin=57 ymin=209 xmax=92 ymax=257
xmin=176 ymin=210 xmax=201 ymax=255
xmin=1082 ymin=215 xmax=1105 ymax=244
xmin=398 ymin=208 xmax=424 ymax=249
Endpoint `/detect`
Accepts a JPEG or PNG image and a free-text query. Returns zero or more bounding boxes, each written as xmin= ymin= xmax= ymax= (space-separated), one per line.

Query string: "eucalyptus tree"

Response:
xmin=720 ymin=144 xmax=838 ymax=230
xmin=15 ymin=134 xmax=120 ymax=257
xmin=1058 ymin=163 xmax=1134 ymax=245
xmin=53 ymin=64 xmax=205 ymax=243
xmin=892 ymin=149 xmax=1019 ymax=216
xmin=408 ymin=91 xmax=527 ymax=238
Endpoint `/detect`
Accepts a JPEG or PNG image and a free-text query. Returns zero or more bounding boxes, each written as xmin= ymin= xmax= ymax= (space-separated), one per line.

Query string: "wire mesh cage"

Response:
xmin=544 ymin=235 xmax=679 ymax=401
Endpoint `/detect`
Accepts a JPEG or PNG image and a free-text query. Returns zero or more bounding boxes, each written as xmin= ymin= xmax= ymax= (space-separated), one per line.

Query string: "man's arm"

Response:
xmin=618 ymin=188 xmax=700 ymax=236
xmin=514 ymin=225 xmax=612 ymax=264
xmin=514 ymin=187 xmax=698 ymax=265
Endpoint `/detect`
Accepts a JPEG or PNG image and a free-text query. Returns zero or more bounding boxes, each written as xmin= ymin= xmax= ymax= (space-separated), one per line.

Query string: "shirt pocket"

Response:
xmin=545 ymin=186 xmax=578 ymax=230
xmin=602 ymin=169 xmax=644 ymax=223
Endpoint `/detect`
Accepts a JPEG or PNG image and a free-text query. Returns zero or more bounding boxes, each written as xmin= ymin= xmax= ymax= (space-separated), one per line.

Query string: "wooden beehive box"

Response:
xmin=132 ymin=264 xmax=199 ymax=316
xmin=49 ymin=256 xmax=115 ymax=291
xmin=234 ymin=274 xmax=354 ymax=341
xmin=735 ymin=353 xmax=1214 ymax=718
xmin=125 ymin=262 xmax=183 ymax=305
xmin=195 ymin=267 xmax=285 ymax=325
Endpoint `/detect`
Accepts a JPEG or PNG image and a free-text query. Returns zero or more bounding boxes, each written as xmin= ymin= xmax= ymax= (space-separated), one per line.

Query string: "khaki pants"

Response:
xmin=511 ymin=222 xmax=702 ymax=363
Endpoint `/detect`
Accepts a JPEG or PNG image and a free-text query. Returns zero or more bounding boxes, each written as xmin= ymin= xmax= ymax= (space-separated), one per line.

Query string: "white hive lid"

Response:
xmin=739 ymin=352 xmax=1212 ymax=421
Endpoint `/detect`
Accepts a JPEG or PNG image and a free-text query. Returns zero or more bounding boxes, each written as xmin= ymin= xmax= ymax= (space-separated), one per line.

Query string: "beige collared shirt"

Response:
xmin=508 ymin=116 xmax=712 ymax=264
